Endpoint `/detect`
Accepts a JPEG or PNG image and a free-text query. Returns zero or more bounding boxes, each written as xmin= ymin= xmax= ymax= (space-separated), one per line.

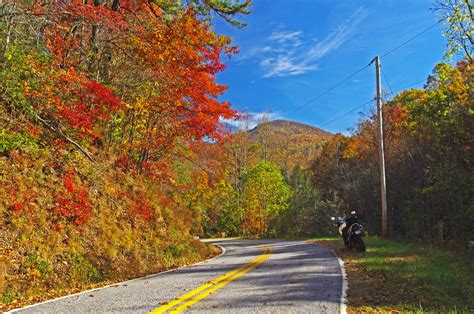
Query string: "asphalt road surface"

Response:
xmin=12 ymin=239 xmax=345 ymax=313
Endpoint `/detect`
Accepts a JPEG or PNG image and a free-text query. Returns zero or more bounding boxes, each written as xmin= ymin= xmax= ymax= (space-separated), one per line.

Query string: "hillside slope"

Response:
xmin=0 ymin=126 xmax=218 ymax=310
xmin=249 ymin=120 xmax=332 ymax=138
xmin=247 ymin=120 xmax=332 ymax=173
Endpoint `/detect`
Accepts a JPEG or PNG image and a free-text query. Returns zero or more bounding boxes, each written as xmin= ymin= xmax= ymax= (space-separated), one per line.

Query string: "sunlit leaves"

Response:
xmin=242 ymin=161 xmax=290 ymax=237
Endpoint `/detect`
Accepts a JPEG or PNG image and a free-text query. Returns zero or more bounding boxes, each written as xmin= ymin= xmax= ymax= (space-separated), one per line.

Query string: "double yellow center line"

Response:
xmin=151 ymin=244 xmax=272 ymax=313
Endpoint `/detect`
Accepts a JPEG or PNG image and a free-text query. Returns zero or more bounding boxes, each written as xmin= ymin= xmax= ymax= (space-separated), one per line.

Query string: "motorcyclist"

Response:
xmin=342 ymin=210 xmax=359 ymax=247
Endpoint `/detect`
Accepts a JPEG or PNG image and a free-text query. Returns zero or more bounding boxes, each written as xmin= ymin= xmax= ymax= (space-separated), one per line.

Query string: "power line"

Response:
xmin=284 ymin=64 xmax=372 ymax=117
xmin=316 ymin=77 xmax=427 ymax=128
xmin=259 ymin=19 xmax=440 ymax=128
xmin=319 ymin=99 xmax=374 ymax=128
xmin=392 ymin=78 xmax=426 ymax=93
xmin=380 ymin=20 xmax=443 ymax=59
xmin=381 ymin=67 xmax=395 ymax=98
xmin=282 ymin=21 xmax=440 ymax=119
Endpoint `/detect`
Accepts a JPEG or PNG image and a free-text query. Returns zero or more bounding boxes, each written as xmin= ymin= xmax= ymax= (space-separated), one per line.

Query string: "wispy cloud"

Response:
xmin=261 ymin=56 xmax=318 ymax=78
xmin=251 ymin=7 xmax=368 ymax=78
xmin=221 ymin=112 xmax=282 ymax=130
xmin=306 ymin=7 xmax=367 ymax=60
xmin=268 ymin=30 xmax=303 ymax=44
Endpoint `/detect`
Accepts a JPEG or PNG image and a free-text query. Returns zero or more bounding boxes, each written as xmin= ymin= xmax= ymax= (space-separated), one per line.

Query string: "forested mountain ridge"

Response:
xmin=248 ymin=119 xmax=332 ymax=138
xmin=246 ymin=119 xmax=333 ymax=173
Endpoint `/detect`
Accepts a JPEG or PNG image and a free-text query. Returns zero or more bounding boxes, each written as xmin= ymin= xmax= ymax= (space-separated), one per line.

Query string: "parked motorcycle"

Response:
xmin=331 ymin=212 xmax=366 ymax=252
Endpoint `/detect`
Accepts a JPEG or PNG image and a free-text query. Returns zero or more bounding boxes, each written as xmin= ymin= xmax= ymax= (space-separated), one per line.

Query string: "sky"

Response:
xmin=213 ymin=0 xmax=447 ymax=134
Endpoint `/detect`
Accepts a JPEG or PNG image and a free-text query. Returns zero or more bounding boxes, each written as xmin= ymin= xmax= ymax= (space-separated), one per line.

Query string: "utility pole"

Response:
xmin=375 ymin=56 xmax=388 ymax=239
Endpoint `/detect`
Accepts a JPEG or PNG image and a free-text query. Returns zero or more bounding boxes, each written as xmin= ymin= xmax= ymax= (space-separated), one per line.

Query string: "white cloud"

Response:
xmin=268 ymin=31 xmax=303 ymax=44
xmin=247 ymin=7 xmax=367 ymax=78
xmin=306 ymin=7 xmax=368 ymax=60
xmin=261 ymin=55 xmax=318 ymax=78
xmin=221 ymin=112 xmax=282 ymax=130
xmin=237 ymin=46 xmax=274 ymax=61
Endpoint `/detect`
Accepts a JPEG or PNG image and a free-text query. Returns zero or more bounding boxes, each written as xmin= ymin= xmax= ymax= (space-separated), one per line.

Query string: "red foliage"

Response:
xmin=35 ymin=0 xmax=128 ymax=65
xmin=53 ymin=171 xmax=92 ymax=225
xmin=386 ymin=105 xmax=408 ymax=129
xmin=9 ymin=201 xmax=25 ymax=212
xmin=159 ymin=196 xmax=172 ymax=209
xmin=114 ymin=155 xmax=131 ymax=170
xmin=54 ymin=69 xmax=122 ymax=139
xmin=19 ymin=1 xmax=237 ymax=182
xmin=131 ymin=9 xmax=237 ymax=144
xmin=131 ymin=195 xmax=155 ymax=221
xmin=6 ymin=187 xmax=37 ymax=213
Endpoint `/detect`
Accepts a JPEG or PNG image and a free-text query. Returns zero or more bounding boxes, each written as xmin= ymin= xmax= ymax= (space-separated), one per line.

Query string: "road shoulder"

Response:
xmin=5 ymin=242 xmax=223 ymax=313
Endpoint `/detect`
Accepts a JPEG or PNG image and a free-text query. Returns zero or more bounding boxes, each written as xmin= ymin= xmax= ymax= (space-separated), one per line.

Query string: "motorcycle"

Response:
xmin=331 ymin=214 xmax=366 ymax=252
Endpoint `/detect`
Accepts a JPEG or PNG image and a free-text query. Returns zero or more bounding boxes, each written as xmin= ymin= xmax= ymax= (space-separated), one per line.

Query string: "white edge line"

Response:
xmin=332 ymin=250 xmax=348 ymax=314
xmin=7 ymin=241 xmax=226 ymax=313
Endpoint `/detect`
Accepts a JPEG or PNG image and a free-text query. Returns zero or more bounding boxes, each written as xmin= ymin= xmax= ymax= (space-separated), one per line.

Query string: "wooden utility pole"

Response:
xmin=375 ymin=56 xmax=388 ymax=239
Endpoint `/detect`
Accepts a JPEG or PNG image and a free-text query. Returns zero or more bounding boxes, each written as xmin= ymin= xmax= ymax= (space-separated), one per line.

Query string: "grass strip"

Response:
xmin=310 ymin=236 xmax=474 ymax=313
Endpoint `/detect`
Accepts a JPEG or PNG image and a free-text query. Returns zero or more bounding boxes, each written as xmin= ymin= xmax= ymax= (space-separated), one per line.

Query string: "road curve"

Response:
xmin=11 ymin=239 xmax=344 ymax=313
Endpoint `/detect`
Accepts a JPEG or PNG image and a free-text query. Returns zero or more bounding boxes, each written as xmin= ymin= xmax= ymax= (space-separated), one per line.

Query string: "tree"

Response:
xmin=285 ymin=165 xmax=339 ymax=236
xmin=184 ymin=0 xmax=252 ymax=28
xmin=434 ymin=0 xmax=473 ymax=62
xmin=0 ymin=1 xmax=238 ymax=170
xmin=242 ymin=161 xmax=290 ymax=237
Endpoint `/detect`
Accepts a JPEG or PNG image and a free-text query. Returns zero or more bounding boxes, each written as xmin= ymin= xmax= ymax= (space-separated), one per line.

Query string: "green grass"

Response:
xmin=312 ymin=236 xmax=474 ymax=312
xmin=366 ymin=237 xmax=472 ymax=309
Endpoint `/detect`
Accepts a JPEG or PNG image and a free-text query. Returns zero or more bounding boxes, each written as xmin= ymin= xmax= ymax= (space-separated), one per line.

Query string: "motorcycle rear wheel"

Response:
xmin=353 ymin=236 xmax=366 ymax=252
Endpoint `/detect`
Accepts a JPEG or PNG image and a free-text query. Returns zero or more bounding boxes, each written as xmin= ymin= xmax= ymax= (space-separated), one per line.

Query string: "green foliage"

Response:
xmin=0 ymin=290 xmax=18 ymax=305
xmin=242 ymin=161 xmax=290 ymax=237
xmin=204 ymin=180 xmax=242 ymax=236
xmin=0 ymin=129 xmax=40 ymax=155
xmin=1 ymin=46 xmax=38 ymax=112
xmin=27 ymin=254 xmax=53 ymax=280
xmin=185 ymin=0 xmax=252 ymax=28
xmin=282 ymin=165 xmax=339 ymax=237
xmin=67 ymin=253 xmax=104 ymax=285
xmin=434 ymin=0 xmax=473 ymax=62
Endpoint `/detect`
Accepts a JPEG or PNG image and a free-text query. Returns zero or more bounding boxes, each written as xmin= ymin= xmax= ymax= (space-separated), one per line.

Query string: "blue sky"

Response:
xmin=213 ymin=0 xmax=447 ymax=134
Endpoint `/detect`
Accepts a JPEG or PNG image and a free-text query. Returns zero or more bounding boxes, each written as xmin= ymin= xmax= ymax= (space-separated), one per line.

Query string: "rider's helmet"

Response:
xmin=347 ymin=210 xmax=357 ymax=218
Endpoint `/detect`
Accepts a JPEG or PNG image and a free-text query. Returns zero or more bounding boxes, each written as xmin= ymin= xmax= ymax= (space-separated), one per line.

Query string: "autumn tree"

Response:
xmin=242 ymin=161 xmax=290 ymax=237
xmin=434 ymin=0 xmax=473 ymax=62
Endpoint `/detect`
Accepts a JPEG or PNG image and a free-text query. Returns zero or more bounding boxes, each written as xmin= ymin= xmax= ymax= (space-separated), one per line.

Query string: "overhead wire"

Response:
xmin=380 ymin=20 xmax=444 ymax=59
xmin=256 ymin=19 xmax=442 ymax=127
xmin=317 ymin=77 xmax=427 ymax=128
xmin=319 ymin=99 xmax=374 ymax=128
xmin=392 ymin=78 xmax=426 ymax=94
xmin=283 ymin=63 xmax=372 ymax=117
xmin=381 ymin=67 xmax=395 ymax=99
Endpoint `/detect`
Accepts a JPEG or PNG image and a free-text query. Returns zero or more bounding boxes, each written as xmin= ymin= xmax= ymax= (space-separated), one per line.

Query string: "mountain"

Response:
xmin=248 ymin=120 xmax=332 ymax=138
xmin=246 ymin=120 xmax=333 ymax=173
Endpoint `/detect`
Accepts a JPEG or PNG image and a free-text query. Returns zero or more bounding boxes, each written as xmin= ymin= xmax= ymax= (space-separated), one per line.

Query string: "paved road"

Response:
xmin=12 ymin=239 xmax=344 ymax=313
